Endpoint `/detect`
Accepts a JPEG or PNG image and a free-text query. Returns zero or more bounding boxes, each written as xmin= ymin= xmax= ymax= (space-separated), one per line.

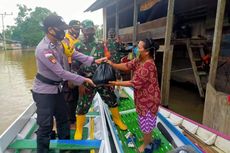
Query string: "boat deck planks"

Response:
xmin=116 ymin=97 xmax=173 ymax=153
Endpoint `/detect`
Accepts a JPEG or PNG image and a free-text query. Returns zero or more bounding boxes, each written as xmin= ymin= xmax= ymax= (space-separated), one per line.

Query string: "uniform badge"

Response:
xmin=45 ymin=53 xmax=57 ymax=64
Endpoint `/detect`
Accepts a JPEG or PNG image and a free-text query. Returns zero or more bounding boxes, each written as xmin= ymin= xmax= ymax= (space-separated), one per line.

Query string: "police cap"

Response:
xmin=43 ymin=14 xmax=69 ymax=31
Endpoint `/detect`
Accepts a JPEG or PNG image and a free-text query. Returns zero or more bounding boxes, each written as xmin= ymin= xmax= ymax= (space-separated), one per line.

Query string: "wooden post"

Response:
xmin=161 ymin=0 xmax=175 ymax=106
xmin=115 ymin=2 xmax=119 ymax=35
xmin=133 ymin=0 xmax=138 ymax=45
xmin=103 ymin=8 xmax=107 ymax=41
xmin=203 ymin=0 xmax=227 ymax=133
xmin=208 ymin=0 xmax=226 ymax=86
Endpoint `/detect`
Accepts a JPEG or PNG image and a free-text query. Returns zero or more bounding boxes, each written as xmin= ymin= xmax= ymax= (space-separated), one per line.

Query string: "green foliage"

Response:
xmin=6 ymin=5 xmax=54 ymax=47
xmin=15 ymin=4 xmax=32 ymax=25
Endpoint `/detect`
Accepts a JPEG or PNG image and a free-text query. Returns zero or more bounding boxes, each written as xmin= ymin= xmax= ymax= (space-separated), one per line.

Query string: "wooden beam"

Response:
xmin=118 ymin=17 xmax=167 ymax=43
xmin=115 ymin=2 xmax=119 ymax=35
xmin=208 ymin=0 xmax=226 ymax=86
xmin=203 ymin=0 xmax=228 ymax=136
xmin=103 ymin=8 xmax=107 ymax=41
xmin=119 ymin=17 xmax=166 ymax=34
xmin=161 ymin=0 xmax=175 ymax=106
xmin=133 ymin=0 xmax=138 ymax=44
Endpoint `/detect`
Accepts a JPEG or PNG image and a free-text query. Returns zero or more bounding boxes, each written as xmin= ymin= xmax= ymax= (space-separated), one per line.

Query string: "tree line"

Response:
xmin=3 ymin=5 xmax=103 ymax=48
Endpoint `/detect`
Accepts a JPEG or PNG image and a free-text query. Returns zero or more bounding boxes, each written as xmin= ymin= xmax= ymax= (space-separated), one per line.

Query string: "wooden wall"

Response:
xmin=118 ymin=17 xmax=166 ymax=43
xmin=203 ymin=83 xmax=230 ymax=135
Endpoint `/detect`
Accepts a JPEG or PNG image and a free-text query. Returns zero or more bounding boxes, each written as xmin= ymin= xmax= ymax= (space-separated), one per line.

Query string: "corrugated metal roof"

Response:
xmin=84 ymin=0 xmax=114 ymax=12
xmin=85 ymin=0 xmax=149 ymax=12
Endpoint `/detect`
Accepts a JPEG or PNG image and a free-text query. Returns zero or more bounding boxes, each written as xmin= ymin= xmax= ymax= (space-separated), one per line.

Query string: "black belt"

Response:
xmin=36 ymin=73 xmax=62 ymax=85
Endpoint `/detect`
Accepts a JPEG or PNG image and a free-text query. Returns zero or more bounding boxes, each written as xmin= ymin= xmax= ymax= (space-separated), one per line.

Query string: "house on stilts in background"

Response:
xmin=86 ymin=0 xmax=230 ymax=135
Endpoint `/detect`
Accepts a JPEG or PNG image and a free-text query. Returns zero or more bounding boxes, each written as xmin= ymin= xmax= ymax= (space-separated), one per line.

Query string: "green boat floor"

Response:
xmin=117 ymin=97 xmax=173 ymax=153
xmin=118 ymin=97 xmax=136 ymax=112
xmin=9 ymin=128 xmax=90 ymax=152
xmin=9 ymin=139 xmax=101 ymax=150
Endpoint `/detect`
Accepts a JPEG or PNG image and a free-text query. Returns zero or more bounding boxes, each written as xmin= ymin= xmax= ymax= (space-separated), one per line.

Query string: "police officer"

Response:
xmin=32 ymin=15 xmax=96 ymax=153
xmin=74 ymin=20 xmax=127 ymax=140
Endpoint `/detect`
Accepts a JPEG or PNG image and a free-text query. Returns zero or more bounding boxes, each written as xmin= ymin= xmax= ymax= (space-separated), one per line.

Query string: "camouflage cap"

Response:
xmin=81 ymin=19 xmax=94 ymax=29
xmin=69 ymin=20 xmax=81 ymax=28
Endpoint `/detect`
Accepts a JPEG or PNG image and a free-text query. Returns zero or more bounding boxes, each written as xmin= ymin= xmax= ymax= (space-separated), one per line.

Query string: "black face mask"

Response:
xmin=73 ymin=32 xmax=80 ymax=39
xmin=70 ymin=30 xmax=80 ymax=39
xmin=51 ymin=28 xmax=65 ymax=41
xmin=85 ymin=33 xmax=95 ymax=42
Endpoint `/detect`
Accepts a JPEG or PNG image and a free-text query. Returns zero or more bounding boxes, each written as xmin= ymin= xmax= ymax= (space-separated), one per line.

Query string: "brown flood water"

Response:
xmin=0 ymin=49 xmax=36 ymax=134
xmin=0 ymin=49 xmax=204 ymax=135
xmin=169 ymin=81 xmax=204 ymax=123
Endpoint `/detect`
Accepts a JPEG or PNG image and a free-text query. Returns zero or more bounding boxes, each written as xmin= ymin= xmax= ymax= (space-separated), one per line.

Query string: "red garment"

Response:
xmin=126 ymin=58 xmax=161 ymax=116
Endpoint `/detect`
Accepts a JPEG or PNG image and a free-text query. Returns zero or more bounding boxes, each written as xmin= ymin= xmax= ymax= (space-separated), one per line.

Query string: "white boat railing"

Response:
xmin=0 ymin=102 xmax=36 ymax=153
xmin=0 ymin=92 xmax=112 ymax=153
xmin=121 ymin=87 xmax=203 ymax=152
xmin=94 ymin=92 xmax=112 ymax=153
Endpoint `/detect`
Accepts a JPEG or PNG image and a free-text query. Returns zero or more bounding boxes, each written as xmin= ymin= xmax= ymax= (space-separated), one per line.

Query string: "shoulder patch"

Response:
xmin=45 ymin=53 xmax=57 ymax=64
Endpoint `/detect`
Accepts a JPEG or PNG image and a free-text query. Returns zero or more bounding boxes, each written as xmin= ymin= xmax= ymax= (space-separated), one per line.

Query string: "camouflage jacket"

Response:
xmin=77 ymin=39 xmax=104 ymax=78
xmin=107 ymin=38 xmax=127 ymax=63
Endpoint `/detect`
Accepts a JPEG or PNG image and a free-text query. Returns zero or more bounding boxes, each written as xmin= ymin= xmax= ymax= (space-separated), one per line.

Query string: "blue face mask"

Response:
xmin=133 ymin=47 xmax=140 ymax=58
xmin=133 ymin=47 xmax=138 ymax=55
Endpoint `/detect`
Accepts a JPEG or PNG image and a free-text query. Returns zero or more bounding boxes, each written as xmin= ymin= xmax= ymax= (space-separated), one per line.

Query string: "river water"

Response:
xmin=0 ymin=49 xmax=36 ymax=134
xmin=0 ymin=49 xmax=204 ymax=135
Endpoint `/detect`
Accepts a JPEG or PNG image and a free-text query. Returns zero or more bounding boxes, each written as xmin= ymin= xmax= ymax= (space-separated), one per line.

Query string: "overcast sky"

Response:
xmin=0 ymin=0 xmax=103 ymax=31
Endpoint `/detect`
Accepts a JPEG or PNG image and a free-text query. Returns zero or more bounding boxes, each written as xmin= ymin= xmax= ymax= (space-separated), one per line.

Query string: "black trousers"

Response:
xmin=62 ymin=82 xmax=79 ymax=124
xmin=32 ymin=91 xmax=70 ymax=153
xmin=66 ymin=87 xmax=79 ymax=124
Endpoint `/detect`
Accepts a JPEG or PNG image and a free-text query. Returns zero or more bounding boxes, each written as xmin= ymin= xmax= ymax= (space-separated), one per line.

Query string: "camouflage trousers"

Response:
xmin=76 ymin=85 xmax=118 ymax=115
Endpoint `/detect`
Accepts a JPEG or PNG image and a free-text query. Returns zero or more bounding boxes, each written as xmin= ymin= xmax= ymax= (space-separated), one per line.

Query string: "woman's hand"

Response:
xmin=106 ymin=60 xmax=113 ymax=66
xmin=84 ymin=78 xmax=96 ymax=87
xmin=94 ymin=57 xmax=108 ymax=64
xmin=109 ymin=80 xmax=132 ymax=87
xmin=109 ymin=81 xmax=118 ymax=86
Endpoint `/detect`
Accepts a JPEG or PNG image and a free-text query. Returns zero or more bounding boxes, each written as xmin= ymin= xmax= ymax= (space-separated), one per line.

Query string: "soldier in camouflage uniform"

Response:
xmin=107 ymin=28 xmax=130 ymax=82
xmin=107 ymin=28 xmax=128 ymax=64
xmin=74 ymin=20 xmax=127 ymax=140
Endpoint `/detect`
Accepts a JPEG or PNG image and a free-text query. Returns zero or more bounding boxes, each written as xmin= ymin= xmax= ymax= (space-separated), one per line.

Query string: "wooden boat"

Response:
xmin=1 ymin=87 xmax=229 ymax=153
xmin=105 ymin=87 xmax=230 ymax=153
xmin=0 ymin=93 xmax=112 ymax=153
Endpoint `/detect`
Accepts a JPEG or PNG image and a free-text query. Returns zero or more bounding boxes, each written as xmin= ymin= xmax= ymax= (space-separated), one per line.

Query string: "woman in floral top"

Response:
xmin=108 ymin=38 xmax=160 ymax=153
